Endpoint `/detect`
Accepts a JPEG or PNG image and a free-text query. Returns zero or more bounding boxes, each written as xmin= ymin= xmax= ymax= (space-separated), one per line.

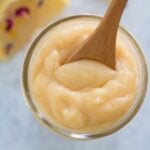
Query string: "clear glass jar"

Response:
xmin=21 ymin=15 xmax=148 ymax=140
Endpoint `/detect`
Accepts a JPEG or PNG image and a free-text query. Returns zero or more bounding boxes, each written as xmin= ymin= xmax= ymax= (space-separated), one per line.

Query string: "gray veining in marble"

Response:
xmin=0 ymin=0 xmax=150 ymax=150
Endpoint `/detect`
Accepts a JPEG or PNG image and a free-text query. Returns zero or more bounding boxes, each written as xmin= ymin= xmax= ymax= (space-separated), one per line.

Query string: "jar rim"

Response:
xmin=21 ymin=15 xmax=148 ymax=140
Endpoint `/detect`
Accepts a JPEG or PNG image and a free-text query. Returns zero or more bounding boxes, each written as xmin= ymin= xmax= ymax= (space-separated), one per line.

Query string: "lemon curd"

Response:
xmin=30 ymin=18 xmax=139 ymax=132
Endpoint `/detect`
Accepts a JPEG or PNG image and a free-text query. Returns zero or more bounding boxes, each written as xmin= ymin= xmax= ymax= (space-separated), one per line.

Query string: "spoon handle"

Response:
xmin=65 ymin=0 xmax=128 ymax=70
xmin=90 ymin=0 xmax=128 ymax=69
xmin=98 ymin=0 xmax=128 ymax=36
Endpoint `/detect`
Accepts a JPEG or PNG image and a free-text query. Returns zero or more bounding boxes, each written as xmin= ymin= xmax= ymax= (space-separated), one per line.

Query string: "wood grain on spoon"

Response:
xmin=65 ymin=0 xmax=128 ymax=70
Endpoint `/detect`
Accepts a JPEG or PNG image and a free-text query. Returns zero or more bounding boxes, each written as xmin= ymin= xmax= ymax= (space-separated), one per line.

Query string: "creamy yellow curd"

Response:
xmin=30 ymin=19 xmax=138 ymax=132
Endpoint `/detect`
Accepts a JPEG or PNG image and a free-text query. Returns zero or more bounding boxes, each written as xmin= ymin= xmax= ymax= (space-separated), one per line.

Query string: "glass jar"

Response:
xmin=21 ymin=15 xmax=148 ymax=140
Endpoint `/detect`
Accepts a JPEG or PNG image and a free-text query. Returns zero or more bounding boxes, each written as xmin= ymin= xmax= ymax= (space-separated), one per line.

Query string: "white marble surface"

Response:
xmin=0 ymin=0 xmax=150 ymax=150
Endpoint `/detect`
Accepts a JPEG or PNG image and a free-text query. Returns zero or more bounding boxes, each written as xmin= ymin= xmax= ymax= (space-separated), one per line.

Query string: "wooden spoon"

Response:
xmin=65 ymin=0 xmax=128 ymax=70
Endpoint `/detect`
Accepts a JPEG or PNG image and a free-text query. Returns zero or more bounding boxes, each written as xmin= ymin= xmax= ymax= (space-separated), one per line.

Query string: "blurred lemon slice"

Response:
xmin=0 ymin=0 xmax=17 ymax=22
xmin=0 ymin=0 xmax=69 ymax=60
